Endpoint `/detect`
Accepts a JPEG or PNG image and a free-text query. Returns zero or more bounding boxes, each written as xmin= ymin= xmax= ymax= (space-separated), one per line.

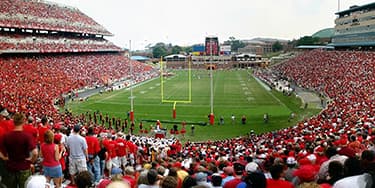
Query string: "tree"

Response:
xmin=225 ymin=37 xmax=246 ymax=52
xmin=272 ymin=41 xmax=283 ymax=52
xmin=296 ymin=36 xmax=321 ymax=46
xmin=152 ymin=43 xmax=168 ymax=58
xmin=182 ymin=46 xmax=193 ymax=53
xmin=171 ymin=45 xmax=183 ymax=54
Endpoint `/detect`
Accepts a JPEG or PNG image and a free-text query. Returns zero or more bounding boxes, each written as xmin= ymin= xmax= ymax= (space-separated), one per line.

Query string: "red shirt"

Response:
xmin=116 ymin=138 xmax=127 ymax=157
xmin=126 ymin=141 xmax=137 ymax=154
xmin=0 ymin=126 xmax=5 ymax=152
xmin=41 ymin=143 xmax=60 ymax=167
xmin=38 ymin=125 xmax=50 ymax=144
xmin=103 ymin=139 xmax=117 ymax=159
xmin=123 ymin=175 xmax=136 ymax=188
xmin=0 ymin=119 xmax=14 ymax=132
xmin=266 ymin=179 xmax=294 ymax=188
xmin=85 ymin=135 xmax=100 ymax=155
xmin=1 ymin=130 xmax=36 ymax=172
xmin=23 ymin=124 xmax=38 ymax=145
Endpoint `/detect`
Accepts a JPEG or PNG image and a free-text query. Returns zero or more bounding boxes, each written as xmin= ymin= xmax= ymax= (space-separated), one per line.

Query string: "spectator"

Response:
xmin=236 ymin=172 xmax=266 ymax=188
xmin=123 ymin=166 xmax=137 ymax=188
xmin=267 ymin=164 xmax=294 ymax=188
xmin=182 ymin=176 xmax=198 ymax=188
xmin=40 ymin=130 xmax=63 ymax=188
xmin=85 ymin=126 xmax=101 ymax=183
xmin=160 ymin=176 xmax=178 ymax=188
xmin=211 ymin=173 xmax=223 ymax=188
xmin=138 ymin=169 xmax=160 ymax=188
xmin=0 ymin=113 xmax=38 ymax=188
xmin=223 ymin=162 xmax=245 ymax=188
xmin=67 ymin=124 xmax=88 ymax=185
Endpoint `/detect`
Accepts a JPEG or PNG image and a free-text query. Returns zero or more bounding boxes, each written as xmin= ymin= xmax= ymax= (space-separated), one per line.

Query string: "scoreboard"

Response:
xmin=205 ymin=37 xmax=219 ymax=56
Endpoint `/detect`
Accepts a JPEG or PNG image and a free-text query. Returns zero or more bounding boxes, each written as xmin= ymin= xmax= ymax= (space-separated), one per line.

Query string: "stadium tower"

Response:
xmin=0 ymin=0 xmax=155 ymax=121
xmin=331 ymin=2 xmax=375 ymax=49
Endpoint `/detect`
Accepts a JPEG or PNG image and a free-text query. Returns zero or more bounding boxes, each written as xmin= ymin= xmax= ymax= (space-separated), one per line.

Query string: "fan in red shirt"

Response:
xmin=85 ymin=126 xmax=101 ymax=183
xmin=125 ymin=135 xmax=137 ymax=166
xmin=38 ymin=117 xmax=51 ymax=145
xmin=0 ymin=109 xmax=14 ymax=133
xmin=266 ymin=164 xmax=294 ymax=188
xmin=115 ymin=132 xmax=128 ymax=169
xmin=103 ymin=134 xmax=117 ymax=174
xmin=23 ymin=116 xmax=38 ymax=145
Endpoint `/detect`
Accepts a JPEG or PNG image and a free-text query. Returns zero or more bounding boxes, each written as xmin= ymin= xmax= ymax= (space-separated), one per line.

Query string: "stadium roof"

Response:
xmin=296 ymin=45 xmax=334 ymax=49
xmin=131 ymin=56 xmax=150 ymax=61
xmin=335 ymin=2 xmax=375 ymax=15
xmin=312 ymin=28 xmax=334 ymax=38
xmin=164 ymin=54 xmax=187 ymax=58
xmin=329 ymin=41 xmax=375 ymax=47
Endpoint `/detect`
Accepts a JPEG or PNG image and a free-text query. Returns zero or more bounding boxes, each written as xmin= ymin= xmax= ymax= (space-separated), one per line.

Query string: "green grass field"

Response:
xmin=67 ymin=70 xmax=320 ymax=142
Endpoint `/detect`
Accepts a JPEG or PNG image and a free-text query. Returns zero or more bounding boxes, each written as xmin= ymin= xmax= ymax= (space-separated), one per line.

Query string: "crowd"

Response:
xmin=0 ymin=48 xmax=375 ymax=188
xmin=0 ymin=53 xmax=157 ymax=119
xmin=0 ymin=33 xmax=121 ymax=52
xmin=0 ymin=0 xmax=110 ymax=35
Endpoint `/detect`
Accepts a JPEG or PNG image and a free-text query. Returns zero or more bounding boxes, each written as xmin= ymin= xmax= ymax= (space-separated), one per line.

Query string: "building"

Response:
xmin=331 ymin=2 xmax=375 ymax=49
xmin=239 ymin=38 xmax=289 ymax=55
xmin=311 ymin=28 xmax=335 ymax=44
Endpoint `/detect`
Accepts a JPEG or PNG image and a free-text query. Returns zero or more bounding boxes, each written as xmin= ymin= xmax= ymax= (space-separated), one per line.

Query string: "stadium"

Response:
xmin=0 ymin=0 xmax=374 ymax=188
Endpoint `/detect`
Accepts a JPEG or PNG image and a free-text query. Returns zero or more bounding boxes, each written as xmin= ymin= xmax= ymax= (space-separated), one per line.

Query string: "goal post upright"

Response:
xmin=160 ymin=56 xmax=192 ymax=119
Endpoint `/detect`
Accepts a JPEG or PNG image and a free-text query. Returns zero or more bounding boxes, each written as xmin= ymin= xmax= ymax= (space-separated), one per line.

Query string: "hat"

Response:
xmin=223 ymin=166 xmax=234 ymax=175
xmin=173 ymin=162 xmax=182 ymax=168
xmin=111 ymin=167 xmax=123 ymax=175
xmin=307 ymin=154 xmax=317 ymax=162
xmin=144 ymin=163 xmax=152 ymax=170
xmin=233 ymin=162 xmax=245 ymax=172
xmin=54 ymin=134 xmax=62 ymax=143
xmin=0 ymin=109 xmax=9 ymax=117
xmin=195 ymin=172 xmax=207 ymax=182
xmin=245 ymin=162 xmax=259 ymax=173
xmin=286 ymin=157 xmax=297 ymax=165
xmin=293 ymin=165 xmax=317 ymax=182
xmin=26 ymin=175 xmax=47 ymax=188
xmin=338 ymin=147 xmax=356 ymax=158
xmin=73 ymin=124 xmax=81 ymax=132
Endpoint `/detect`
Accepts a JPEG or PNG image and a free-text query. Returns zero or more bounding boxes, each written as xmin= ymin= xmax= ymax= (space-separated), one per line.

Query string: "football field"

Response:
xmin=67 ymin=69 xmax=319 ymax=141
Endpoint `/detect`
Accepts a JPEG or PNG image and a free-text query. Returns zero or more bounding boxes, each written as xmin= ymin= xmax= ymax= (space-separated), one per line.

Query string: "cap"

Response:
xmin=26 ymin=175 xmax=47 ymax=188
xmin=293 ymin=165 xmax=317 ymax=182
xmin=286 ymin=157 xmax=297 ymax=165
xmin=0 ymin=109 xmax=9 ymax=117
xmin=111 ymin=167 xmax=123 ymax=175
xmin=173 ymin=162 xmax=182 ymax=168
xmin=195 ymin=172 xmax=207 ymax=182
xmin=144 ymin=163 xmax=152 ymax=170
xmin=54 ymin=134 xmax=62 ymax=143
xmin=245 ymin=162 xmax=259 ymax=173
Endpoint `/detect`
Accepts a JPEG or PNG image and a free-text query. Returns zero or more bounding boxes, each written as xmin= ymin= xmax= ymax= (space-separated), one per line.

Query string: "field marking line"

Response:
xmin=252 ymin=75 xmax=291 ymax=111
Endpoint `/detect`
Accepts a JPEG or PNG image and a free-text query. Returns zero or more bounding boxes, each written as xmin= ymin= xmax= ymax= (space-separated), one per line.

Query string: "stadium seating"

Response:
xmin=0 ymin=33 xmax=121 ymax=52
xmin=0 ymin=0 xmax=111 ymax=35
xmin=0 ymin=54 xmax=156 ymax=118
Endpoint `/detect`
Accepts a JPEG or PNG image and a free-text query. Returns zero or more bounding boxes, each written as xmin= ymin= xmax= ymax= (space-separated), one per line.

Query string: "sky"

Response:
xmin=50 ymin=0 xmax=374 ymax=50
